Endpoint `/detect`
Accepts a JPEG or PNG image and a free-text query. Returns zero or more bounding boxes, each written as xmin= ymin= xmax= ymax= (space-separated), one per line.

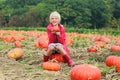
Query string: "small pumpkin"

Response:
xmin=116 ymin=40 xmax=120 ymax=46
xmin=7 ymin=48 xmax=23 ymax=60
xmin=87 ymin=46 xmax=98 ymax=52
xmin=14 ymin=40 xmax=22 ymax=48
xmin=3 ymin=35 xmax=13 ymax=42
xmin=94 ymin=35 xmax=101 ymax=41
xmin=110 ymin=45 xmax=120 ymax=52
xmin=42 ymin=60 xmax=61 ymax=71
xmin=70 ymin=64 xmax=101 ymax=80
xmin=52 ymin=26 xmax=60 ymax=32
xmin=95 ymin=41 xmax=106 ymax=48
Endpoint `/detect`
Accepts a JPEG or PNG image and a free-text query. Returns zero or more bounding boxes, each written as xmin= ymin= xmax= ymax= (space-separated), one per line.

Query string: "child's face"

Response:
xmin=51 ymin=16 xmax=59 ymax=26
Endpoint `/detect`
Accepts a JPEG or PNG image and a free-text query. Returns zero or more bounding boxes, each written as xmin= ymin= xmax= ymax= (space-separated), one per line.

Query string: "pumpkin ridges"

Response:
xmin=105 ymin=56 xmax=119 ymax=67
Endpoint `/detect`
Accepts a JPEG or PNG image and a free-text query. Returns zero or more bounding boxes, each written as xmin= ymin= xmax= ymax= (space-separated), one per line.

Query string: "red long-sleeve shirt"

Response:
xmin=46 ymin=23 xmax=70 ymax=55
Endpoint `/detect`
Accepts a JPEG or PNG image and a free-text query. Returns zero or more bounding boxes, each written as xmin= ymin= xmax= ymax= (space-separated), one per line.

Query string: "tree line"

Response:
xmin=0 ymin=0 xmax=120 ymax=29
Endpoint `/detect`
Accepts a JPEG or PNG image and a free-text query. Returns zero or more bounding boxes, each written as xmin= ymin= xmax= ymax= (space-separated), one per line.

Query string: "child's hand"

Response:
xmin=56 ymin=32 xmax=60 ymax=36
xmin=51 ymin=31 xmax=56 ymax=34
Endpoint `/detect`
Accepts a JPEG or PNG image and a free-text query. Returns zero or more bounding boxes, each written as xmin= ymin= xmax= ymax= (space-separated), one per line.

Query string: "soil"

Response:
xmin=0 ymin=31 xmax=120 ymax=80
xmin=0 ymin=43 xmax=72 ymax=80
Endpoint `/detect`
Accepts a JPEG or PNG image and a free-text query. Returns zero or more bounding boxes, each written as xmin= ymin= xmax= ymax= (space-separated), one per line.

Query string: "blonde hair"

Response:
xmin=49 ymin=11 xmax=61 ymax=23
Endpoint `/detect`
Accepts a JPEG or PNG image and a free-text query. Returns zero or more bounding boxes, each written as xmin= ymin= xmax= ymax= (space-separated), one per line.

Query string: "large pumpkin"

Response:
xmin=42 ymin=60 xmax=61 ymax=71
xmin=70 ymin=64 xmax=101 ymax=80
xmin=7 ymin=48 xmax=23 ymax=60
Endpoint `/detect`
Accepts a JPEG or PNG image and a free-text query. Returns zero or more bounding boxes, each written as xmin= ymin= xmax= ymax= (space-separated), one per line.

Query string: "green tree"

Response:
xmin=111 ymin=0 xmax=120 ymax=19
xmin=0 ymin=11 xmax=6 ymax=27
xmin=88 ymin=0 xmax=111 ymax=29
xmin=8 ymin=15 xmax=21 ymax=27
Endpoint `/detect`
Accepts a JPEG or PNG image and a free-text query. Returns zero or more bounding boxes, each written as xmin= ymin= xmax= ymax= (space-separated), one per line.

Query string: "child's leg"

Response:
xmin=43 ymin=43 xmax=55 ymax=62
xmin=63 ymin=54 xmax=74 ymax=67
xmin=55 ymin=45 xmax=74 ymax=66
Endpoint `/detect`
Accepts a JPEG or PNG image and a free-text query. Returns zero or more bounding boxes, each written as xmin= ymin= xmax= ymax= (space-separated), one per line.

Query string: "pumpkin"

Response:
xmin=116 ymin=62 xmax=120 ymax=72
xmin=70 ymin=64 xmax=101 ymax=80
xmin=116 ymin=40 xmax=120 ymax=46
xmin=50 ymin=53 xmax=64 ymax=62
xmin=52 ymin=26 xmax=60 ymax=32
xmin=3 ymin=35 xmax=13 ymax=42
xmin=14 ymin=40 xmax=22 ymax=48
xmin=110 ymin=45 xmax=120 ymax=52
xmin=87 ymin=46 xmax=98 ymax=52
xmin=114 ymin=57 xmax=120 ymax=72
xmin=66 ymin=37 xmax=73 ymax=46
xmin=7 ymin=48 xmax=23 ymax=60
xmin=94 ymin=35 xmax=101 ymax=41
xmin=105 ymin=56 xmax=119 ymax=67
xmin=37 ymin=37 xmax=48 ymax=49
xmin=13 ymin=36 xmax=25 ymax=41
xmin=95 ymin=41 xmax=106 ymax=48
xmin=101 ymin=36 xmax=111 ymax=43
xmin=42 ymin=60 xmax=61 ymax=71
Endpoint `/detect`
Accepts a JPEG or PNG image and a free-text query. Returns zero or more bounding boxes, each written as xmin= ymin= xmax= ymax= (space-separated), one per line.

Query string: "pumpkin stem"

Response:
xmin=50 ymin=59 xmax=58 ymax=63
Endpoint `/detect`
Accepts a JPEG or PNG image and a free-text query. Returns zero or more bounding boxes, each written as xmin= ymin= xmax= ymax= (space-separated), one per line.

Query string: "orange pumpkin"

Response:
xmin=3 ymin=35 xmax=13 ymax=42
xmin=50 ymin=53 xmax=64 ymax=62
xmin=87 ymin=46 xmax=98 ymax=52
xmin=116 ymin=62 xmax=120 ymax=72
xmin=70 ymin=64 xmax=101 ymax=80
xmin=116 ymin=40 xmax=120 ymax=46
xmin=14 ymin=40 xmax=22 ymax=48
xmin=7 ymin=48 xmax=23 ymax=60
xmin=94 ymin=35 xmax=101 ymax=41
xmin=105 ymin=56 xmax=119 ymax=67
xmin=110 ymin=45 xmax=120 ymax=52
xmin=66 ymin=38 xmax=73 ymax=46
xmin=37 ymin=37 xmax=48 ymax=49
xmin=95 ymin=41 xmax=106 ymax=48
xmin=42 ymin=60 xmax=61 ymax=71
xmin=52 ymin=26 xmax=60 ymax=32
xmin=101 ymin=36 xmax=111 ymax=43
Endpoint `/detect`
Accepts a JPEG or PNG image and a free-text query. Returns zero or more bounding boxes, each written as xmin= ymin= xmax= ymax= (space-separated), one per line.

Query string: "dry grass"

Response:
xmin=0 ymin=30 xmax=120 ymax=80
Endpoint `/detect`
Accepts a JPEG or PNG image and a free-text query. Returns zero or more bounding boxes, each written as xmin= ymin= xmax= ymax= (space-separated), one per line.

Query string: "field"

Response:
xmin=0 ymin=30 xmax=120 ymax=80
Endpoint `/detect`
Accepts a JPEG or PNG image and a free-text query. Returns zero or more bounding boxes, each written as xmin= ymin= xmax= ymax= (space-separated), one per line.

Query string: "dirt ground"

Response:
xmin=0 ymin=45 xmax=73 ymax=80
xmin=0 ymin=47 xmax=120 ymax=80
xmin=0 ymin=31 xmax=120 ymax=80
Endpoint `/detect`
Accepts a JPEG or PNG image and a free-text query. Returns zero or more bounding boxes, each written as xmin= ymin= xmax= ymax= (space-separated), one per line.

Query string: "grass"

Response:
xmin=0 ymin=29 xmax=120 ymax=80
xmin=0 ymin=27 xmax=120 ymax=36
